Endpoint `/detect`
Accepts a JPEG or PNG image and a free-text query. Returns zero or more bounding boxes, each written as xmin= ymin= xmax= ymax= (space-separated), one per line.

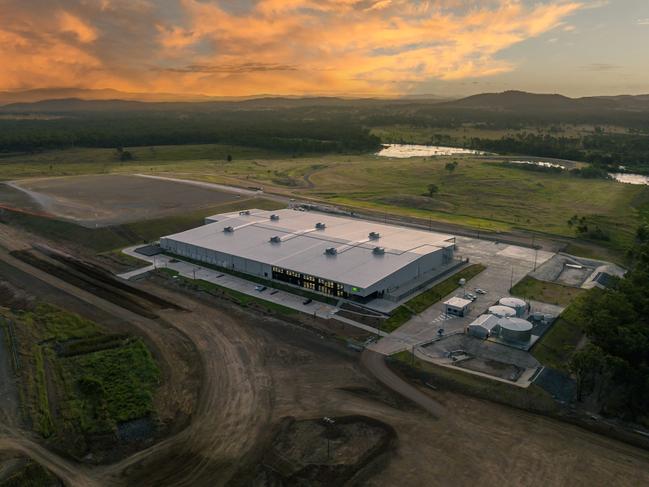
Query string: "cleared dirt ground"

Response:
xmin=0 ymin=223 xmax=648 ymax=486
xmin=6 ymin=175 xmax=242 ymax=226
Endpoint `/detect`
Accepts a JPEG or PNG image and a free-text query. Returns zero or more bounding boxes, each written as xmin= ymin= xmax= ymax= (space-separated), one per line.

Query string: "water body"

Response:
xmin=509 ymin=160 xmax=566 ymax=170
xmin=376 ymin=144 xmax=485 ymax=158
xmin=609 ymin=173 xmax=649 ymax=186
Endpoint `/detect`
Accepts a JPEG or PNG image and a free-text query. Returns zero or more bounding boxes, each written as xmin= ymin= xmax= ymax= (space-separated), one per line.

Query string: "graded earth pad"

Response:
xmin=8 ymin=174 xmax=242 ymax=226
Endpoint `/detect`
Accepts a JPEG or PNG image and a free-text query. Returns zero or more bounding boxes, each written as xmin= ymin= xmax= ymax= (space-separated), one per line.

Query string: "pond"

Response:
xmin=376 ymin=144 xmax=485 ymax=158
xmin=609 ymin=173 xmax=649 ymax=186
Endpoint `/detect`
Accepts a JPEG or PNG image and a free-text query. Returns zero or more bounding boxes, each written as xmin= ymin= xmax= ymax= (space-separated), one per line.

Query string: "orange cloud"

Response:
xmin=0 ymin=0 xmax=584 ymax=96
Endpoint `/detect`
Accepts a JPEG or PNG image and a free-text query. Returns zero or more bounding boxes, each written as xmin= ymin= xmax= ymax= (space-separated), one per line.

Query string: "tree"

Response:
xmin=445 ymin=161 xmax=458 ymax=173
xmin=226 ymin=154 xmax=233 ymax=162
xmin=427 ymin=184 xmax=439 ymax=197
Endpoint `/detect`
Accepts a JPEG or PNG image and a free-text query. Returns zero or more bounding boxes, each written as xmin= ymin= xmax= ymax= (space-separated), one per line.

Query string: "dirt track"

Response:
xmin=1 ymin=224 xmax=649 ymax=486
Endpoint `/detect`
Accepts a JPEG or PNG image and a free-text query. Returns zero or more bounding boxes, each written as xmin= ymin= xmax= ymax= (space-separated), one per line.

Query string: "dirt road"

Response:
xmin=1 ymin=223 xmax=649 ymax=486
xmin=361 ymin=350 xmax=445 ymax=418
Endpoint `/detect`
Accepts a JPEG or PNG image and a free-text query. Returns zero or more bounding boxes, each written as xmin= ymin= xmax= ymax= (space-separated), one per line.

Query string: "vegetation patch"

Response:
xmin=530 ymin=291 xmax=596 ymax=371
xmin=511 ymin=276 xmax=585 ymax=306
xmin=6 ymin=303 xmax=160 ymax=458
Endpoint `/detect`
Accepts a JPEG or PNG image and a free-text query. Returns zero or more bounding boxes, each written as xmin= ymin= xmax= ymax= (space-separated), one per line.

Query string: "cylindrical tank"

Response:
xmin=488 ymin=305 xmax=517 ymax=318
xmin=498 ymin=318 xmax=533 ymax=343
xmin=499 ymin=297 xmax=527 ymax=317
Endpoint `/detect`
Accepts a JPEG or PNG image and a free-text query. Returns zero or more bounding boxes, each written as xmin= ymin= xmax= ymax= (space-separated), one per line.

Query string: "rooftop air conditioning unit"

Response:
xmin=325 ymin=247 xmax=338 ymax=256
xmin=223 ymin=226 xmax=234 ymax=233
xmin=270 ymin=214 xmax=280 ymax=221
xmin=369 ymin=232 xmax=380 ymax=240
xmin=316 ymin=222 xmax=326 ymax=230
xmin=373 ymin=247 xmax=385 ymax=255
xmin=269 ymin=236 xmax=281 ymax=243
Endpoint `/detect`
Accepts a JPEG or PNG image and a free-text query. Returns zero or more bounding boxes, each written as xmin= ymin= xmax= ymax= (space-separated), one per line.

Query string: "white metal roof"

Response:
xmin=444 ymin=297 xmax=472 ymax=309
xmin=162 ymin=208 xmax=455 ymax=289
xmin=468 ymin=314 xmax=500 ymax=331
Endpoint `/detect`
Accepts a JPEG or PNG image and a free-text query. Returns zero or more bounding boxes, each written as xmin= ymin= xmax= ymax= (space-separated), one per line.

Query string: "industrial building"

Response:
xmin=444 ymin=297 xmax=472 ymax=317
xmin=160 ymin=208 xmax=459 ymax=303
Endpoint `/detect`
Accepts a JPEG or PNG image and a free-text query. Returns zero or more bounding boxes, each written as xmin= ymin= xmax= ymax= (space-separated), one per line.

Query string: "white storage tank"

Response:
xmin=497 ymin=317 xmax=533 ymax=343
xmin=499 ymin=297 xmax=528 ymax=317
xmin=488 ymin=305 xmax=517 ymax=318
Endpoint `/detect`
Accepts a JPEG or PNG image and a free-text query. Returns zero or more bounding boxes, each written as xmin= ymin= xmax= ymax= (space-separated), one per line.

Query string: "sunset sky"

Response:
xmin=1 ymin=0 xmax=647 ymax=98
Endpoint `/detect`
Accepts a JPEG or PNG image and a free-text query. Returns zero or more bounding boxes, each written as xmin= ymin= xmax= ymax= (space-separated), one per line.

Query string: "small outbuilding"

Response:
xmin=467 ymin=314 xmax=500 ymax=339
xmin=444 ymin=297 xmax=472 ymax=317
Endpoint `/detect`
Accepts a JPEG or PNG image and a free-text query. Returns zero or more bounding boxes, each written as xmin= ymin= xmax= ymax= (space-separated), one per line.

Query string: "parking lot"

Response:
xmin=369 ymin=236 xmax=555 ymax=355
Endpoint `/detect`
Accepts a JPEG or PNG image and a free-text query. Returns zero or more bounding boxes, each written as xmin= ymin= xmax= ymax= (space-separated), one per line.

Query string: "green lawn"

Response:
xmin=383 ymin=264 xmax=486 ymax=332
xmin=510 ymin=276 xmax=585 ymax=307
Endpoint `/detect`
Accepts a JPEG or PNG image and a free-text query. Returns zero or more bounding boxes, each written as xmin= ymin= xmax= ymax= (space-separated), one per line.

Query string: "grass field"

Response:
xmin=1 ymin=144 xmax=647 ymax=260
xmin=510 ymin=276 xmax=585 ymax=306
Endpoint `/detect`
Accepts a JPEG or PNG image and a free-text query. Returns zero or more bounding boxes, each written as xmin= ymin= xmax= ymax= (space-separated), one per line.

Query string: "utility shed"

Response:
xmin=467 ymin=314 xmax=499 ymax=339
xmin=160 ymin=208 xmax=458 ymax=302
xmin=444 ymin=297 xmax=472 ymax=317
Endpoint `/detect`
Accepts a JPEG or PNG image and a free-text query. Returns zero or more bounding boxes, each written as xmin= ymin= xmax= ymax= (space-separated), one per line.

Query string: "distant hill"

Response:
xmin=440 ymin=90 xmax=649 ymax=112
xmin=0 ymin=95 xmax=440 ymax=113
xmin=0 ymin=87 xmax=254 ymax=105
xmin=2 ymin=90 xmax=649 ymax=115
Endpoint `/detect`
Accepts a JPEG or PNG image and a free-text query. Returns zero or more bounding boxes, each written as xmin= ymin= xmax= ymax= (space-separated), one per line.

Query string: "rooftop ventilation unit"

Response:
xmin=325 ymin=247 xmax=338 ymax=256
xmin=369 ymin=232 xmax=380 ymax=240
xmin=239 ymin=210 xmax=251 ymax=216
xmin=223 ymin=226 xmax=234 ymax=233
xmin=315 ymin=222 xmax=326 ymax=230
xmin=373 ymin=247 xmax=385 ymax=255
xmin=270 ymin=214 xmax=280 ymax=221
xmin=269 ymin=236 xmax=281 ymax=243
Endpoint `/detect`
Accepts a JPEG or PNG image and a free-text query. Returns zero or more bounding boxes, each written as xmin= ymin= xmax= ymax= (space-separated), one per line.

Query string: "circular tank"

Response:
xmin=497 ymin=317 xmax=533 ymax=343
xmin=498 ymin=297 xmax=527 ymax=317
xmin=488 ymin=305 xmax=517 ymax=318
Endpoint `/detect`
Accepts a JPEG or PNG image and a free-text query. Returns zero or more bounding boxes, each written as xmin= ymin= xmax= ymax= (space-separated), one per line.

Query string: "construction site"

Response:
xmin=0 ymin=174 xmax=648 ymax=486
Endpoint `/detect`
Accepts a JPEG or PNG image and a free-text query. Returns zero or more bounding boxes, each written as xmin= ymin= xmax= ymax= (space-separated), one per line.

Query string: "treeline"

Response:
xmin=570 ymin=231 xmax=649 ymax=425
xmin=0 ymin=112 xmax=381 ymax=154
xmin=470 ymin=133 xmax=649 ymax=173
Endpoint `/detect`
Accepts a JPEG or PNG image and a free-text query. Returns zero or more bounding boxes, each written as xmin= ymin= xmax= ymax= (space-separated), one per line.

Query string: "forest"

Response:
xmin=570 ymin=230 xmax=649 ymax=426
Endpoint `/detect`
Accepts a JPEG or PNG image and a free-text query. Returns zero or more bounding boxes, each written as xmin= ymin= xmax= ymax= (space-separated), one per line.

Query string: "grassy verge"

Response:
xmin=531 ymin=290 xmax=597 ymax=371
xmin=157 ymin=269 xmax=298 ymax=317
xmin=383 ymin=264 xmax=486 ymax=332
xmin=391 ymin=350 xmax=558 ymax=413
xmin=510 ymin=276 xmax=585 ymax=307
